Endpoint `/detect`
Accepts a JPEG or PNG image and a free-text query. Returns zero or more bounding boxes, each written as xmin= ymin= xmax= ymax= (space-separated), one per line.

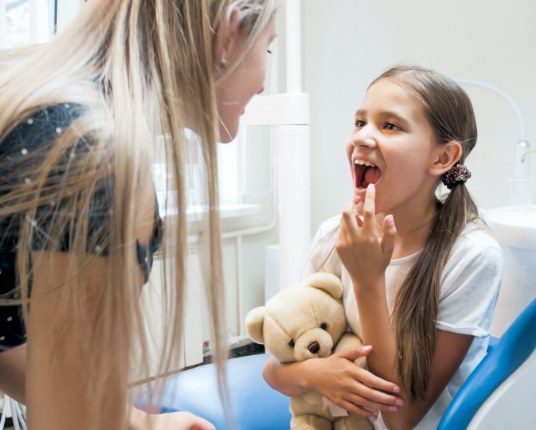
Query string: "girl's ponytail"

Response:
xmin=393 ymin=181 xmax=478 ymax=399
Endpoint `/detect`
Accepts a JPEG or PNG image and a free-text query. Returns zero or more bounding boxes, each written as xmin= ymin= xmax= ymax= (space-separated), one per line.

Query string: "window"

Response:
xmin=0 ymin=0 xmax=53 ymax=49
xmin=0 ymin=0 xmax=82 ymax=50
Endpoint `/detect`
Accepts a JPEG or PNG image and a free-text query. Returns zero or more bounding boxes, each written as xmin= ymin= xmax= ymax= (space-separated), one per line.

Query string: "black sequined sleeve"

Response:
xmin=0 ymin=104 xmax=162 ymax=351
xmin=0 ymin=103 xmax=114 ymax=256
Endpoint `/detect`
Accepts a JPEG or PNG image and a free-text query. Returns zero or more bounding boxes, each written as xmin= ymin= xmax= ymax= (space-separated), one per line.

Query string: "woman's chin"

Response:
xmin=218 ymin=128 xmax=236 ymax=143
xmin=218 ymin=120 xmax=239 ymax=143
xmin=219 ymin=134 xmax=234 ymax=143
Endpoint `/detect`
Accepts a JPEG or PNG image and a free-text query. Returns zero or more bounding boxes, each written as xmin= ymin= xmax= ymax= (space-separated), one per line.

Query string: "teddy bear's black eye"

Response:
xmin=288 ymin=339 xmax=295 ymax=348
xmin=320 ymin=322 xmax=328 ymax=330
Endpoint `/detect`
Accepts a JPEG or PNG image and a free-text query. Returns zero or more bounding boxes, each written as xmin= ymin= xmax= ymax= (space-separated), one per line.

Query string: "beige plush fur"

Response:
xmin=245 ymin=273 xmax=373 ymax=430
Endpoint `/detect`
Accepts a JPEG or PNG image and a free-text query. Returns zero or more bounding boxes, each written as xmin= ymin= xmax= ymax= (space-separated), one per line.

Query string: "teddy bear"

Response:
xmin=245 ymin=272 xmax=373 ymax=430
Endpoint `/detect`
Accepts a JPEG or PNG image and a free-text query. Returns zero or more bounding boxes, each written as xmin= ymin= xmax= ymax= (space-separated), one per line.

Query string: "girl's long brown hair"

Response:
xmin=0 ymin=0 xmax=278 ymax=428
xmin=371 ymin=66 xmax=480 ymax=400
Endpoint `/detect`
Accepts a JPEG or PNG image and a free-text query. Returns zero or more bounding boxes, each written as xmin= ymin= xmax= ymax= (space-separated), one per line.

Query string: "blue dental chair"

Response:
xmin=145 ymin=297 xmax=536 ymax=429
xmin=437 ymin=296 xmax=536 ymax=429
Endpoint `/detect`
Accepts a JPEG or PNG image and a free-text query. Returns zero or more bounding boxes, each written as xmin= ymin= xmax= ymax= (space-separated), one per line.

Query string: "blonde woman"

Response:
xmin=0 ymin=0 xmax=278 ymax=429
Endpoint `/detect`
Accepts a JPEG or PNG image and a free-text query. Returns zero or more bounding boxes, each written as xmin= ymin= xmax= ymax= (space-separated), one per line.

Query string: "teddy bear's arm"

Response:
xmin=334 ymin=332 xmax=367 ymax=369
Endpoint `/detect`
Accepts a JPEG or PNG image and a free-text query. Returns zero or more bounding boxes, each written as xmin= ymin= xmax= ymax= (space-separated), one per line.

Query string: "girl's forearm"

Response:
xmin=355 ymin=279 xmax=420 ymax=429
xmin=262 ymin=356 xmax=316 ymax=397
xmin=355 ymin=279 xmax=399 ymax=383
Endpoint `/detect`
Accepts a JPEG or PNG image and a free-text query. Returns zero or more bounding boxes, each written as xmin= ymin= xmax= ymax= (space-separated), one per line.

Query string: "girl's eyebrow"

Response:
xmin=355 ymin=108 xmax=411 ymax=126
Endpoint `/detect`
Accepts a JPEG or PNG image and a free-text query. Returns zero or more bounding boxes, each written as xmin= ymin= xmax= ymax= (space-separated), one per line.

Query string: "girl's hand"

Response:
xmin=336 ymin=184 xmax=397 ymax=288
xmin=153 ymin=412 xmax=215 ymax=430
xmin=308 ymin=346 xmax=403 ymax=417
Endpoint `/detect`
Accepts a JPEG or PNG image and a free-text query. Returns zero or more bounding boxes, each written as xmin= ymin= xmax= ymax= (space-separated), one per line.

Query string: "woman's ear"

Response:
xmin=428 ymin=140 xmax=463 ymax=177
xmin=213 ymin=7 xmax=242 ymax=76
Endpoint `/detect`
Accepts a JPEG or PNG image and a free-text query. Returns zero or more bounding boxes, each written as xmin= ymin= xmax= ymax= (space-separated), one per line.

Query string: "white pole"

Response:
xmin=277 ymin=0 xmax=310 ymax=290
xmin=55 ymin=0 xmax=81 ymax=33
xmin=241 ymin=2 xmax=310 ymax=291
xmin=277 ymin=125 xmax=310 ymax=289
xmin=29 ymin=0 xmax=49 ymax=44
xmin=285 ymin=0 xmax=301 ymax=93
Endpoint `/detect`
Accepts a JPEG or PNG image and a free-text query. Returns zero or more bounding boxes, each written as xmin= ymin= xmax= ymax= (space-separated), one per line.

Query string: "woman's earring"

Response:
xmin=219 ymin=59 xmax=227 ymax=70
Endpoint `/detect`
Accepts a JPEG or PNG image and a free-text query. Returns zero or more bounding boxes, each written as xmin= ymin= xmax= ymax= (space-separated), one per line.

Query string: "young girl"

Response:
xmin=263 ymin=66 xmax=503 ymax=429
xmin=0 ymin=0 xmax=278 ymax=429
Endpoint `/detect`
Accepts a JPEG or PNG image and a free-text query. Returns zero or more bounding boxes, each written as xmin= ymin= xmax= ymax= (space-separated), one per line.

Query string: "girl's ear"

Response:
xmin=213 ymin=7 xmax=242 ymax=76
xmin=428 ymin=140 xmax=463 ymax=177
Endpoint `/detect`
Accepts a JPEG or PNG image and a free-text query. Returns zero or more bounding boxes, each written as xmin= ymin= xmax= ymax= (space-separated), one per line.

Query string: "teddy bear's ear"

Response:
xmin=306 ymin=272 xmax=343 ymax=299
xmin=245 ymin=306 xmax=266 ymax=344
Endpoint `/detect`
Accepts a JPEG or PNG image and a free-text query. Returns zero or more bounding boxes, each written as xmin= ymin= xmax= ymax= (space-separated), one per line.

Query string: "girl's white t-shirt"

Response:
xmin=301 ymin=215 xmax=503 ymax=430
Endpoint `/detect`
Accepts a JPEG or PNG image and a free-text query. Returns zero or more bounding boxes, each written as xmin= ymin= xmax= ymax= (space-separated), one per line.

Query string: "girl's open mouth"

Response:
xmin=354 ymin=159 xmax=382 ymax=189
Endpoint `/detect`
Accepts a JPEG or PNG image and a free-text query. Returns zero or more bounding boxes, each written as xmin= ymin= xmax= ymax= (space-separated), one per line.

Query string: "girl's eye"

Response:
xmin=354 ymin=119 xmax=365 ymax=128
xmin=385 ymin=122 xmax=401 ymax=131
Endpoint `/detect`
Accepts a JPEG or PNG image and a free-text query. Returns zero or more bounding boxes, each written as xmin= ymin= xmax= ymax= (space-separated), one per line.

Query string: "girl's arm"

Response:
xmin=263 ymin=347 xmax=404 ymax=417
xmin=336 ymin=185 xmax=473 ymax=429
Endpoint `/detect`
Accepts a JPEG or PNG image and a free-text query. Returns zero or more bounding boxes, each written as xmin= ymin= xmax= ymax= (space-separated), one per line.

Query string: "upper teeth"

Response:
xmin=355 ymin=159 xmax=376 ymax=167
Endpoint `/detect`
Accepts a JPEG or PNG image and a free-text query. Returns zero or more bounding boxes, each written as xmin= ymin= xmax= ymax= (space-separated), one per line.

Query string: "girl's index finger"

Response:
xmin=363 ymin=184 xmax=378 ymax=234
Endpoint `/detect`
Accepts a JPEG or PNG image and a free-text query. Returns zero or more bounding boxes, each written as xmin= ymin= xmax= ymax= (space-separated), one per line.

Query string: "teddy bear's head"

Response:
xmin=245 ymin=273 xmax=347 ymax=363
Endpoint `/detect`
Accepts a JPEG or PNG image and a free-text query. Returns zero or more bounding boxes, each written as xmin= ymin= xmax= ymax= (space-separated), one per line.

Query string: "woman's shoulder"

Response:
xmin=19 ymin=102 xmax=85 ymax=127
xmin=1 ymin=103 xmax=87 ymax=156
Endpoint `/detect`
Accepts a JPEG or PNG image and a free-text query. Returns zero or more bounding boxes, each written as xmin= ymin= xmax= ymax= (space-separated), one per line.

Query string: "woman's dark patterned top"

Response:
xmin=0 ymin=104 xmax=162 ymax=350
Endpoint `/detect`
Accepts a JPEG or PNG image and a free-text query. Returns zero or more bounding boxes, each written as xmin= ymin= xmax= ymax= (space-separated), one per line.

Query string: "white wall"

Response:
xmin=216 ymin=0 xmax=536 ymax=334
xmin=302 ymin=0 xmax=536 ymax=231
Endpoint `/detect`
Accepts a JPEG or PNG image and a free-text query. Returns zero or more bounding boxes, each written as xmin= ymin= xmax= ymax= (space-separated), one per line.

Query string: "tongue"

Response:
xmin=364 ymin=166 xmax=382 ymax=186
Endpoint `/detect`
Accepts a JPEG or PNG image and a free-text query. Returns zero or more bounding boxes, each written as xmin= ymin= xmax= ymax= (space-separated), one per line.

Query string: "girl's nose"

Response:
xmin=352 ymin=127 xmax=377 ymax=149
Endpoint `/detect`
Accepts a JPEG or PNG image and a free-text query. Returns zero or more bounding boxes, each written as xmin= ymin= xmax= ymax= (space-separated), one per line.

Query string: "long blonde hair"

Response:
xmin=0 ymin=0 xmax=278 ymax=428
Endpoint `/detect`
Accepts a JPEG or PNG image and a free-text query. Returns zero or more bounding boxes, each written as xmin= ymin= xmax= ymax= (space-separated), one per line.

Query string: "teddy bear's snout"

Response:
xmin=308 ymin=341 xmax=320 ymax=354
xmin=294 ymin=328 xmax=333 ymax=361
